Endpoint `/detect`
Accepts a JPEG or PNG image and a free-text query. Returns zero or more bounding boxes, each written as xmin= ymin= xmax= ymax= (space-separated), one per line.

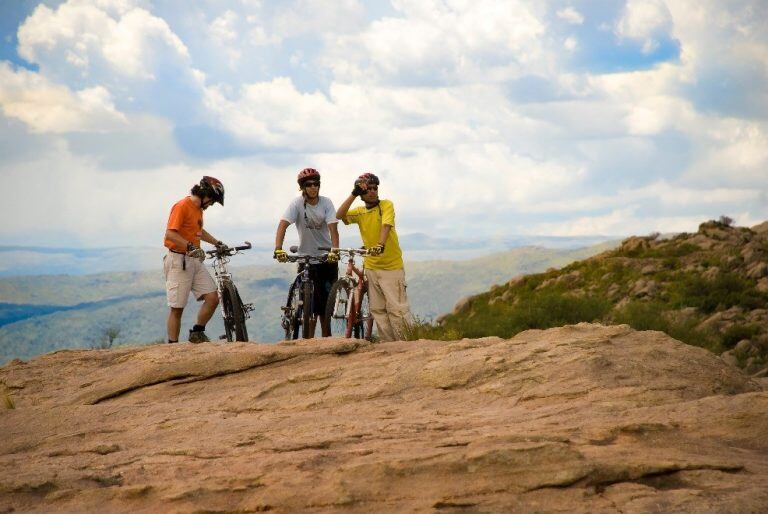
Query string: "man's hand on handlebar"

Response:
xmin=215 ymin=241 xmax=229 ymax=253
xmin=368 ymin=244 xmax=385 ymax=256
xmin=186 ymin=243 xmax=206 ymax=262
xmin=274 ymin=249 xmax=288 ymax=263
xmin=326 ymin=249 xmax=339 ymax=263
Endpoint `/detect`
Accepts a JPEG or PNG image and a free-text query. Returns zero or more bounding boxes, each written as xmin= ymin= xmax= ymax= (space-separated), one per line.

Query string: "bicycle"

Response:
xmin=279 ymin=246 xmax=329 ymax=340
xmin=205 ymin=242 xmax=254 ymax=342
xmin=321 ymin=247 xmax=374 ymax=340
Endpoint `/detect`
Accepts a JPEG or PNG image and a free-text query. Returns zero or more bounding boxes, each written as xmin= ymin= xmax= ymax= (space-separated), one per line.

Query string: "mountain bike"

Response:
xmin=321 ymin=247 xmax=374 ymax=340
xmin=205 ymin=242 xmax=254 ymax=342
xmin=279 ymin=246 xmax=329 ymax=340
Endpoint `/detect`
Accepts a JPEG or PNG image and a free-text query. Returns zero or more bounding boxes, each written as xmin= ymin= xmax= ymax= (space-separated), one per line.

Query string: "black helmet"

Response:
xmin=199 ymin=176 xmax=225 ymax=206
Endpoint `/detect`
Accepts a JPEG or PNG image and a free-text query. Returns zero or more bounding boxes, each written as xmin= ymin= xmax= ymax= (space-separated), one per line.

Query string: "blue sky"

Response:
xmin=0 ymin=0 xmax=766 ymax=249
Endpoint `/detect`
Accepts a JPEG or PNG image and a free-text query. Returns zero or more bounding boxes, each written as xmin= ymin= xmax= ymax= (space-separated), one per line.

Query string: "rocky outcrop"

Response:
xmin=438 ymin=219 xmax=768 ymax=375
xmin=2 ymin=324 xmax=767 ymax=512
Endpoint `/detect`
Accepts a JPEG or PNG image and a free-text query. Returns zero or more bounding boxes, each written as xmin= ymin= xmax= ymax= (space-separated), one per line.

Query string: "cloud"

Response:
xmin=0 ymin=62 xmax=126 ymax=133
xmin=665 ymin=0 xmax=768 ymax=117
xmin=273 ymin=0 xmax=366 ymax=38
xmin=17 ymin=0 xmax=190 ymax=82
xmin=557 ymin=7 xmax=584 ymax=25
xmin=523 ymin=208 xmax=707 ymax=237
xmin=616 ymin=0 xmax=673 ymax=54
xmin=324 ymin=0 xmax=548 ymax=86
xmin=1 ymin=0 xmax=767 ymax=251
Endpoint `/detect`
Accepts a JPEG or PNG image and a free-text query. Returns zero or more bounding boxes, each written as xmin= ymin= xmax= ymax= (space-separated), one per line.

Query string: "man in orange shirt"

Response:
xmin=163 ymin=176 xmax=226 ymax=343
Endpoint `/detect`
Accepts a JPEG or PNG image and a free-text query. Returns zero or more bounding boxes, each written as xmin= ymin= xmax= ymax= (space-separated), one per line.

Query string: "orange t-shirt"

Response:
xmin=164 ymin=197 xmax=203 ymax=252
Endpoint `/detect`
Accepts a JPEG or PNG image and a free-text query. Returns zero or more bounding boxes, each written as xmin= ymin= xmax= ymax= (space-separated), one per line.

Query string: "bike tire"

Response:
xmin=325 ymin=278 xmax=353 ymax=337
xmin=284 ymin=279 xmax=302 ymax=340
xmin=354 ymin=287 xmax=374 ymax=341
xmin=220 ymin=281 xmax=235 ymax=342
xmin=301 ymin=280 xmax=313 ymax=338
xmin=221 ymin=280 xmax=248 ymax=342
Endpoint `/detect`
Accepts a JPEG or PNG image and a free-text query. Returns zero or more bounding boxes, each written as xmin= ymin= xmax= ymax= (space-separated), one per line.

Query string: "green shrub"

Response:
xmin=512 ymin=292 xmax=611 ymax=330
xmin=672 ymin=272 xmax=766 ymax=313
xmin=610 ymin=301 xmax=668 ymax=331
xmin=722 ymin=324 xmax=762 ymax=349
xmin=615 ymin=242 xmax=698 ymax=259
xmin=610 ymin=301 xmax=721 ymax=352
xmin=443 ymin=292 xmax=611 ymax=339
xmin=403 ymin=317 xmax=462 ymax=341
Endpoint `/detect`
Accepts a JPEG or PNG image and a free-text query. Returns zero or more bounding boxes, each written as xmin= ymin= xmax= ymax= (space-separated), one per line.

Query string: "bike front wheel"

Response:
xmin=301 ymin=280 xmax=313 ymax=338
xmin=354 ymin=287 xmax=374 ymax=341
xmin=221 ymin=280 xmax=249 ymax=342
xmin=283 ymin=279 xmax=302 ymax=340
xmin=325 ymin=278 xmax=353 ymax=337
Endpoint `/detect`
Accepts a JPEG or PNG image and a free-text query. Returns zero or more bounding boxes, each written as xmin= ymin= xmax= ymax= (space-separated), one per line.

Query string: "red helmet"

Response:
xmin=297 ymin=168 xmax=320 ymax=186
xmin=358 ymin=172 xmax=379 ymax=185
xmin=199 ymin=176 xmax=225 ymax=205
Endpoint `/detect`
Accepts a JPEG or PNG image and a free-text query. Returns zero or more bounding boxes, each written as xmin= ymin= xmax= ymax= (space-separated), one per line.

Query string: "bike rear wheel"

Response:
xmin=325 ymin=278 xmax=353 ymax=337
xmin=221 ymin=280 xmax=249 ymax=342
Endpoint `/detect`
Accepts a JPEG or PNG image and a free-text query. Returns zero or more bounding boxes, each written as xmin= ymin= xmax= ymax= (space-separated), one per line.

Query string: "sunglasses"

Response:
xmin=364 ymin=185 xmax=378 ymax=191
xmin=302 ymin=181 xmax=320 ymax=188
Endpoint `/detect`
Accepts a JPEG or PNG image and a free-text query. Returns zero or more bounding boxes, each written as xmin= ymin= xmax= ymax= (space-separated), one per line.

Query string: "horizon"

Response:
xmin=0 ymin=231 xmax=622 ymax=277
xmin=1 ymin=1 xmax=766 ymax=249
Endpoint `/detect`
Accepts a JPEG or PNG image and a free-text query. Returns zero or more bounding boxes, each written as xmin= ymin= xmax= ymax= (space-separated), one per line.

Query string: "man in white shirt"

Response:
xmin=274 ymin=168 xmax=340 ymax=337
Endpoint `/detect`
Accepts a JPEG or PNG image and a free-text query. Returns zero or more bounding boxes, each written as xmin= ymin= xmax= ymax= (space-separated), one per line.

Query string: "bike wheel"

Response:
xmin=221 ymin=280 xmax=248 ymax=342
xmin=354 ymin=287 xmax=374 ymax=341
xmin=325 ymin=279 xmax=353 ymax=337
xmin=301 ymin=280 xmax=313 ymax=338
xmin=283 ymin=279 xmax=302 ymax=340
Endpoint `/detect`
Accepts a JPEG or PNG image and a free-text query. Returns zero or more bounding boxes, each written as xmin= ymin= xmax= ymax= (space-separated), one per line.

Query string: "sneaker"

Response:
xmin=188 ymin=330 xmax=210 ymax=344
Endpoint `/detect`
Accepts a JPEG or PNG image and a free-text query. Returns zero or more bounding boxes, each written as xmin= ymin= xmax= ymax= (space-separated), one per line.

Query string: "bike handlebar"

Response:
xmin=318 ymin=246 xmax=369 ymax=256
xmin=206 ymin=241 xmax=252 ymax=258
xmin=279 ymin=245 xmax=332 ymax=264
xmin=284 ymin=255 xmax=327 ymax=264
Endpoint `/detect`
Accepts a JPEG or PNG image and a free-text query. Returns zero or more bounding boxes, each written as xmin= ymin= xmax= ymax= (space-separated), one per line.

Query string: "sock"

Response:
xmin=192 ymin=324 xmax=206 ymax=332
xmin=168 ymin=339 xmax=178 ymax=344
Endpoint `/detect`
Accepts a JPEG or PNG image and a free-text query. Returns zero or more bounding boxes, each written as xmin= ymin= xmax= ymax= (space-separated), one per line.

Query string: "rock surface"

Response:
xmin=2 ymin=324 xmax=768 ymax=513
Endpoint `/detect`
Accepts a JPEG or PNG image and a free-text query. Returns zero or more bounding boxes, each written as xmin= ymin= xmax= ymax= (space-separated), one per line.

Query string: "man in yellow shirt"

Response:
xmin=336 ymin=172 xmax=412 ymax=342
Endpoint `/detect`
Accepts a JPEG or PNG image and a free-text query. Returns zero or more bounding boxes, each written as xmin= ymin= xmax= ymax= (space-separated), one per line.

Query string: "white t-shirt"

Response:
xmin=281 ymin=196 xmax=338 ymax=256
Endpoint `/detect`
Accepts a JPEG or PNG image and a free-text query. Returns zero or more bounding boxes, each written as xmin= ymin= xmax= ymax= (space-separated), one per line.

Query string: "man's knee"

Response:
xmin=203 ymin=291 xmax=219 ymax=306
xmin=169 ymin=307 xmax=184 ymax=319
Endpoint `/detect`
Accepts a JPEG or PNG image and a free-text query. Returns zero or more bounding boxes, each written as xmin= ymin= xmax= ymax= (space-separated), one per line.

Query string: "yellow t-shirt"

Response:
xmin=342 ymin=199 xmax=404 ymax=270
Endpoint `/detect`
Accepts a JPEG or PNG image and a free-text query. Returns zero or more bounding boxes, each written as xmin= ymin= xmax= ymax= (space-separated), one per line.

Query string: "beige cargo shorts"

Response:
xmin=163 ymin=251 xmax=217 ymax=308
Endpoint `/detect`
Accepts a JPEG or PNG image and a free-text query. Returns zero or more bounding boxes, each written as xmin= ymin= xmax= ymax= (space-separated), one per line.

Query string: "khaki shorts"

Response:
xmin=163 ymin=251 xmax=217 ymax=308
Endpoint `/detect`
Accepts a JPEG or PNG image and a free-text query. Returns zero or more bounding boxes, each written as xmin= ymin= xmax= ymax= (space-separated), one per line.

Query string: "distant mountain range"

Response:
xmin=0 ymin=234 xmax=616 ymax=277
xmin=0 ymin=242 xmax=617 ymax=364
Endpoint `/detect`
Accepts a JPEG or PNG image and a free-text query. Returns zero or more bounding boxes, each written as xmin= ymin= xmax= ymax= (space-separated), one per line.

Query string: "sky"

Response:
xmin=0 ymin=0 xmax=766 ymax=250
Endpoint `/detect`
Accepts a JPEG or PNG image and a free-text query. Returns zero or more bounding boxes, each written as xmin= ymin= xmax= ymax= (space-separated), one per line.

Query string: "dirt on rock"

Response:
xmin=1 ymin=324 xmax=767 ymax=513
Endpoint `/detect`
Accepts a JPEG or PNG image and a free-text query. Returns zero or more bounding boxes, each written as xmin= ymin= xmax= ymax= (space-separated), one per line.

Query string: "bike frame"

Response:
xmin=206 ymin=243 xmax=254 ymax=338
xmin=322 ymin=247 xmax=371 ymax=339
xmin=342 ymin=253 xmax=368 ymax=338
xmin=280 ymin=248 xmax=327 ymax=338
xmin=210 ymin=252 xmax=233 ymax=285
